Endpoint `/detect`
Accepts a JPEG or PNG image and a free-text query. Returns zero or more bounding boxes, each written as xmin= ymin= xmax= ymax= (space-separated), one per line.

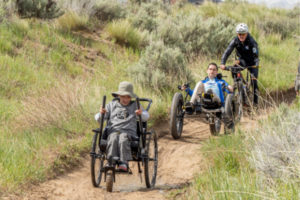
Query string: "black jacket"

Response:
xmin=221 ymin=34 xmax=259 ymax=67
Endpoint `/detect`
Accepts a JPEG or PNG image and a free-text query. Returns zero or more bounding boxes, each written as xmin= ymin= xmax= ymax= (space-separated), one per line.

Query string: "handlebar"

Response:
xmin=224 ymin=64 xmax=257 ymax=72
xmin=137 ymin=98 xmax=152 ymax=111
xmin=178 ymin=83 xmax=190 ymax=90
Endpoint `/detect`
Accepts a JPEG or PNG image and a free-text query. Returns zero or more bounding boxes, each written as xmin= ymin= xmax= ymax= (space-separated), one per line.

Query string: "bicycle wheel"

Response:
xmin=235 ymin=82 xmax=244 ymax=122
xmin=245 ymin=81 xmax=254 ymax=108
xmin=144 ymin=130 xmax=158 ymax=188
xmin=170 ymin=92 xmax=184 ymax=139
xmin=91 ymin=133 xmax=104 ymax=187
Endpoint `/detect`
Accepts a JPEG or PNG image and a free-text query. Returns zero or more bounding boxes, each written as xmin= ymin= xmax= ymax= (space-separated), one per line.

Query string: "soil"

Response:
xmin=5 ymin=116 xmax=257 ymax=200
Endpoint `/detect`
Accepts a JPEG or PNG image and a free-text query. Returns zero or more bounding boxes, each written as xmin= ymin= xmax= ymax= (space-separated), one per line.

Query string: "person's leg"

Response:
xmin=249 ymin=68 xmax=259 ymax=106
xmin=106 ymin=132 xmax=119 ymax=162
xmin=190 ymin=81 xmax=205 ymax=104
xmin=118 ymin=133 xmax=132 ymax=171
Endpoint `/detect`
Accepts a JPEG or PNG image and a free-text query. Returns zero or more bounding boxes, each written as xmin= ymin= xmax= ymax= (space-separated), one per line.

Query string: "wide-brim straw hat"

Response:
xmin=112 ymin=81 xmax=137 ymax=98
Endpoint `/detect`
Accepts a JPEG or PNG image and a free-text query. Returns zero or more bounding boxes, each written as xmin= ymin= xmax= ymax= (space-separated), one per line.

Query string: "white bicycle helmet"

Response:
xmin=236 ymin=23 xmax=248 ymax=34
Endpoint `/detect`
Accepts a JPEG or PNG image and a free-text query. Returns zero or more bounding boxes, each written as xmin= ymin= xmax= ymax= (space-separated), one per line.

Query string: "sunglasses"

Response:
xmin=238 ymin=33 xmax=247 ymax=36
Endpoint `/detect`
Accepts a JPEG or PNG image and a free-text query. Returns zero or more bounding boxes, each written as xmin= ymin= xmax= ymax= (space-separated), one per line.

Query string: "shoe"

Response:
xmin=118 ymin=163 xmax=128 ymax=172
xmin=185 ymin=102 xmax=194 ymax=114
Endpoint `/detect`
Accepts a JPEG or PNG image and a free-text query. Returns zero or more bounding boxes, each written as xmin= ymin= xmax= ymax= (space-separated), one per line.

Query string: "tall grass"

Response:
xmin=106 ymin=19 xmax=147 ymax=50
xmin=1 ymin=0 xmax=299 ymax=196
xmin=175 ymin=100 xmax=300 ymax=200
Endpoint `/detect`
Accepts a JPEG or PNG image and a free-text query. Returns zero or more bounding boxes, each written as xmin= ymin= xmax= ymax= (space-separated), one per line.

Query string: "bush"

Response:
xmin=0 ymin=0 xmax=15 ymax=22
xmin=249 ymin=104 xmax=300 ymax=182
xmin=90 ymin=0 xmax=126 ymax=22
xmin=257 ymin=16 xmax=298 ymax=39
xmin=156 ymin=17 xmax=186 ymax=53
xmin=106 ymin=19 xmax=146 ymax=50
xmin=156 ymin=14 xmax=235 ymax=58
xmin=56 ymin=11 xmax=88 ymax=31
xmin=130 ymin=1 xmax=165 ymax=32
xmin=129 ymin=41 xmax=192 ymax=92
xmin=201 ymin=15 xmax=235 ymax=55
xmin=16 ymin=0 xmax=64 ymax=19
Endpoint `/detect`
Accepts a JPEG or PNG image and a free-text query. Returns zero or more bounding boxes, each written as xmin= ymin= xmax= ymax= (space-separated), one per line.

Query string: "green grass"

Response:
xmin=1 ymin=0 xmax=299 ymax=196
xmin=106 ymin=19 xmax=146 ymax=50
xmin=172 ymin=99 xmax=300 ymax=200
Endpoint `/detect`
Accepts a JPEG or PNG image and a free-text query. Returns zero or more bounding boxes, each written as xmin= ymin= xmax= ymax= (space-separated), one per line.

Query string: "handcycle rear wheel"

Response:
xmin=144 ymin=130 xmax=158 ymax=188
xmin=224 ymin=93 xmax=235 ymax=134
xmin=170 ymin=92 xmax=184 ymax=139
xmin=91 ymin=133 xmax=104 ymax=187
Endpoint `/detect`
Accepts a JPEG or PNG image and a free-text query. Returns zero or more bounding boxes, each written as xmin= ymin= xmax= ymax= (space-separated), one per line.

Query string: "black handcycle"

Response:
xmin=90 ymin=96 xmax=158 ymax=192
xmin=224 ymin=64 xmax=258 ymax=121
xmin=170 ymin=75 xmax=236 ymax=139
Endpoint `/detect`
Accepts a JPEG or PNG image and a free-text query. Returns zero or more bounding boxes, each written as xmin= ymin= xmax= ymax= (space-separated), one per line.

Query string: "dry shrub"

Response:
xmin=249 ymin=104 xmax=300 ymax=183
xmin=90 ymin=0 xmax=126 ymax=22
xmin=156 ymin=14 xmax=235 ymax=58
xmin=16 ymin=79 xmax=88 ymax=129
xmin=129 ymin=1 xmax=169 ymax=32
xmin=129 ymin=40 xmax=192 ymax=92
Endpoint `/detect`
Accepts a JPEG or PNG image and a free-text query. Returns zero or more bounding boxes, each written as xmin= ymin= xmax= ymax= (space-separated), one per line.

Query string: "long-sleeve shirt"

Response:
xmin=221 ymin=34 xmax=259 ymax=67
xmin=95 ymin=99 xmax=149 ymax=136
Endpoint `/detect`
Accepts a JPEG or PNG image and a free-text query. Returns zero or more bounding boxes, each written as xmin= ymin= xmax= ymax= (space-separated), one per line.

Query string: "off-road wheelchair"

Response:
xmin=90 ymin=96 xmax=158 ymax=192
xmin=170 ymin=74 xmax=237 ymax=139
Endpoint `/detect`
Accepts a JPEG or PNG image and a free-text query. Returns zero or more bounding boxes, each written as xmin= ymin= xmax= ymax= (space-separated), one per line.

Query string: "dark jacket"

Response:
xmin=221 ymin=34 xmax=259 ymax=67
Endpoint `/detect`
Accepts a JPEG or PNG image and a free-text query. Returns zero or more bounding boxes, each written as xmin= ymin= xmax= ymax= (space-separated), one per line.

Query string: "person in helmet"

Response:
xmin=220 ymin=23 xmax=260 ymax=107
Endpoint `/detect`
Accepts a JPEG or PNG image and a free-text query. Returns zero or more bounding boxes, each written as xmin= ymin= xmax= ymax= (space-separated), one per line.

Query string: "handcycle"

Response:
xmin=90 ymin=96 xmax=158 ymax=192
xmin=224 ymin=64 xmax=258 ymax=121
xmin=169 ymin=74 xmax=237 ymax=139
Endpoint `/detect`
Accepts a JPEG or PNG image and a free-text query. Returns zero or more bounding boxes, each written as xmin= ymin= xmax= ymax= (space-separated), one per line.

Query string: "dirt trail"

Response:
xmin=8 ymin=116 xmax=257 ymax=200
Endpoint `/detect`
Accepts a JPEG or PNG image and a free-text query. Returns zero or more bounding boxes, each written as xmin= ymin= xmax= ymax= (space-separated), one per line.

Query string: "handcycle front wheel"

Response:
xmin=90 ymin=133 xmax=104 ymax=187
xmin=209 ymin=117 xmax=220 ymax=136
xmin=144 ymin=130 xmax=158 ymax=188
xmin=170 ymin=92 xmax=184 ymax=139
xmin=106 ymin=170 xmax=114 ymax=192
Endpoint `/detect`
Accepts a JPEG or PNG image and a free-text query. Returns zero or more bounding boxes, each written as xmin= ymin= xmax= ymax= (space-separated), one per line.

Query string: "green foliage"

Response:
xmin=156 ymin=14 xmax=235 ymax=58
xmin=91 ymin=0 xmax=126 ymax=22
xmin=0 ymin=0 xmax=15 ymax=22
xmin=56 ymin=11 xmax=88 ymax=31
xmin=129 ymin=1 xmax=169 ymax=32
xmin=130 ymin=41 xmax=192 ymax=92
xmin=106 ymin=19 xmax=146 ymax=50
xmin=16 ymin=0 xmax=64 ymax=19
xmin=257 ymin=16 xmax=299 ymax=39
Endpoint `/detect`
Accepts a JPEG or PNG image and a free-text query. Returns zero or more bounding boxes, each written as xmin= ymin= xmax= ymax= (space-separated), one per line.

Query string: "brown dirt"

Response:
xmin=4 ymin=116 xmax=257 ymax=200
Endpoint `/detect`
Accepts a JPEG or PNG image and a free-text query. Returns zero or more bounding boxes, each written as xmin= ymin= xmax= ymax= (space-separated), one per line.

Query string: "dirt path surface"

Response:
xmin=8 ymin=117 xmax=256 ymax=200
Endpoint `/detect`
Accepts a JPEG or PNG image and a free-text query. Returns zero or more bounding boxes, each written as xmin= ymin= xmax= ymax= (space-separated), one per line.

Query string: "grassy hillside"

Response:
xmin=172 ymin=99 xmax=300 ymax=200
xmin=0 ymin=0 xmax=299 ymax=196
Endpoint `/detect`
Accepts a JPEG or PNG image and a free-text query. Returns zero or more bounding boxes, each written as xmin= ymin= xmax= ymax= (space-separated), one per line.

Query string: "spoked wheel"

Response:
xmin=235 ymin=82 xmax=244 ymax=122
xmin=144 ymin=130 xmax=158 ymax=188
xmin=170 ymin=92 xmax=184 ymax=139
xmin=209 ymin=117 xmax=220 ymax=136
xmin=106 ymin=170 xmax=113 ymax=192
xmin=91 ymin=133 xmax=104 ymax=187
xmin=224 ymin=94 xmax=235 ymax=134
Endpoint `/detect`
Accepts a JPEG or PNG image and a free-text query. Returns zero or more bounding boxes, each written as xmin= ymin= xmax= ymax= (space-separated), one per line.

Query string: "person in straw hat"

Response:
xmin=95 ymin=81 xmax=149 ymax=172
